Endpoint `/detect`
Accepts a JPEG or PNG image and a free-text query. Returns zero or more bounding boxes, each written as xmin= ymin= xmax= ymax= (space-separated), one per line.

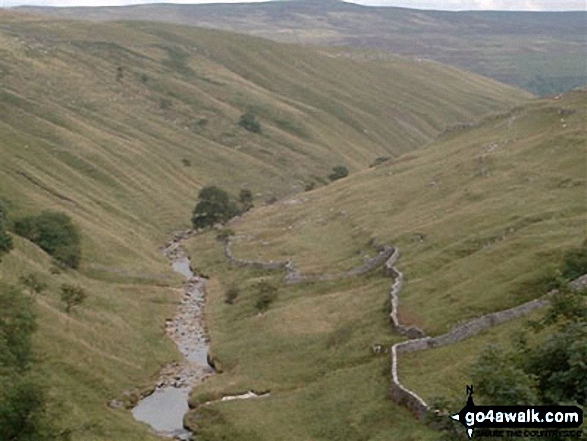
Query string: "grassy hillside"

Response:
xmin=183 ymin=90 xmax=585 ymax=438
xmin=17 ymin=0 xmax=587 ymax=95
xmin=0 ymin=12 xmax=531 ymax=441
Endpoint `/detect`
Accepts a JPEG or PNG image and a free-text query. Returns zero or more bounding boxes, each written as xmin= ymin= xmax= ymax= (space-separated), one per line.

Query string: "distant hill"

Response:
xmin=16 ymin=0 xmax=587 ymax=95
xmin=0 ymin=12 xmax=528 ymax=440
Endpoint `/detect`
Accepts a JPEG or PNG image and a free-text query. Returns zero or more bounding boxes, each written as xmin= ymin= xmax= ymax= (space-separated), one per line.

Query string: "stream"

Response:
xmin=132 ymin=233 xmax=213 ymax=440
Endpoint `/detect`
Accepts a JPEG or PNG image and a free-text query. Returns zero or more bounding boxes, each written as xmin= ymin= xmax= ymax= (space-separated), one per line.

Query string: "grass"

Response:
xmin=180 ymin=90 xmax=586 ymax=437
xmin=18 ymin=2 xmax=587 ymax=95
xmin=0 ymin=11 xmax=535 ymax=441
xmin=225 ymin=91 xmax=586 ymax=335
xmin=399 ymin=309 xmax=547 ymax=405
xmin=185 ymin=232 xmax=437 ymax=440
xmin=0 ymin=236 xmax=181 ymax=440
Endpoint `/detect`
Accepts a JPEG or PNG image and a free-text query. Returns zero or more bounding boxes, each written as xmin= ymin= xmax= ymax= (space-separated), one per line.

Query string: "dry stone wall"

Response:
xmin=223 ymin=239 xmax=289 ymax=271
xmin=220 ymin=235 xmax=559 ymax=421
xmin=223 ymin=238 xmax=394 ymax=283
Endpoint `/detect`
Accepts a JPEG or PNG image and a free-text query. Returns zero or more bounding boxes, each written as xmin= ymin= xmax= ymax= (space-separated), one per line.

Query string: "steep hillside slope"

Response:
xmin=183 ymin=90 xmax=585 ymax=438
xmin=17 ymin=0 xmax=587 ymax=94
xmin=0 ymin=12 xmax=531 ymax=440
xmin=0 ymin=11 xmax=528 ymax=272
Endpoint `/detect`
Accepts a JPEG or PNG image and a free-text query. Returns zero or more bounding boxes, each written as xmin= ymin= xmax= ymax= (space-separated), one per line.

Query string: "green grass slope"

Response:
xmin=17 ymin=0 xmax=587 ymax=95
xmin=0 ymin=11 xmax=529 ymax=272
xmin=183 ymin=90 xmax=585 ymax=438
xmin=0 ymin=12 xmax=531 ymax=440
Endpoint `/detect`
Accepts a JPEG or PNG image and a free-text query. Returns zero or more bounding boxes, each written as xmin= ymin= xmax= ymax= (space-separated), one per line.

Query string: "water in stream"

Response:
xmin=132 ymin=241 xmax=212 ymax=439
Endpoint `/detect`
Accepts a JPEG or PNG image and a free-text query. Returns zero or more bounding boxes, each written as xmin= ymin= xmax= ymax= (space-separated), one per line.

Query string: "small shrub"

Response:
xmin=19 ymin=274 xmax=47 ymax=296
xmin=182 ymin=158 xmax=191 ymax=167
xmin=369 ymin=156 xmax=391 ymax=167
xmin=0 ymin=201 xmax=12 ymax=259
xmin=116 ymin=66 xmax=124 ymax=82
xmin=224 ymin=286 xmax=240 ymax=305
xmin=139 ymin=73 xmax=149 ymax=84
xmin=239 ymin=189 xmax=253 ymax=211
xmin=254 ymin=281 xmax=277 ymax=313
xmin=238 ymin=111 xmax=261 ymax=133
xmin=14 ymin=212 xmax=81 ymax=269
xmin=196 ymin=118 xmax=208 ymax=128
xmin=265 ymin=196 xmax=277 ymax=205
xmin=561 ymin=243 xmax=587 ymax=281
xmin=328 ymin=165 xmax=349 ymax=182
xmin=216 ymin=228 xmax=234 ymax=242
xmin=60 ymin=284 xmax=86 ymax=313
xmin=160 ymin=98 xmax=172 ymax=110
xmin=304 ymin=181 xmax=316 ymax=192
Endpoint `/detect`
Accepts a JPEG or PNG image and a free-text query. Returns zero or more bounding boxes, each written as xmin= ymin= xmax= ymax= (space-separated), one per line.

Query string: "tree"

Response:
xmin=238 ymin=111 xmax=261 ymax=133
xmin=192 ymin=186 xmax=240 ymax=229
xmin=328 ymin=165 xmax=349 ymax=182
xmin=14 ymin=212 xmax=81 ymax=269
xmin=0 ymin=284 xmax=36 ymax=369
xmin=0 ymin=201 xmax=13 ymax=259
xmin=471 ymin=287 xmax=586 ymax=407
xmin=0 ymin=283 xmax=70 ymax=440
xmin=60 ymin=284 xmax=86 ymax=313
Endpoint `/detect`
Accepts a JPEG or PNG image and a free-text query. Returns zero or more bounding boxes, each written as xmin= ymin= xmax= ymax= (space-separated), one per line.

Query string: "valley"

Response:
xmin=0 ymin=5 xmax=584 ymax=441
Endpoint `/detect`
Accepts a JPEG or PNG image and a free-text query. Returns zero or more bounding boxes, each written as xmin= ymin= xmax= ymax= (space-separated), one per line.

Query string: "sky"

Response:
xmin=0 ymin=0 xmax=584 ymax=10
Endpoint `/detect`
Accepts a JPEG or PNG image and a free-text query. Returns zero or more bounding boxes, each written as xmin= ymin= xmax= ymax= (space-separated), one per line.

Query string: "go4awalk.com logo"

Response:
xmin=450 ymin=386 xmax=584 ymax=439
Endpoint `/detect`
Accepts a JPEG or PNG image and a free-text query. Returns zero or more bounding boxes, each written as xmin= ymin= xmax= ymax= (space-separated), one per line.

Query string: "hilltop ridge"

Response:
xmin=16 ymin=1 xmax=587 ymax=94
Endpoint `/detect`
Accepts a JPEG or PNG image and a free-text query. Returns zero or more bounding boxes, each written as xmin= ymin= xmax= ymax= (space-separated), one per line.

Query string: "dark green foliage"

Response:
xmin=139 ymin=73 xmax=149 ymax=84
xmin=0 ymin=376 xmax=70 ymax=441
xmin=471 ymin=345 xmax=538 ymax=405
xmin=60 ymin=284 xmax=86 ymax=313
xmin=239 ymin=188 xmax=253 ymax=211
xmin=523 ymin=321 xmax=586 ymax=405
xmin=238 ymin=111 xmax=261 ymax=133
xmin=561 ymin=243 xmax=587 ymax=281
xmin=369 ymin=156 xmax=391 ymax=167
xmin=254 ymin=281 xmax=278 ymax=313
xmin=0 ymin=201 xmax=13 ymax=259
xmin=19 ymin=274 xmax=47 ymax=297
xmin=182 ymin=158 xmax=191 ymax=167
xmin=224 ymin=286 xmax=240 ymax=305
xmin=116 ymin=66 xmax=123 ymax=82
xmin=192 ymin=186 xmax=240 ymax=229
xmin=471 ymin=288 xmax=586 ymax=407
xmin=0 ymin=284 xmax=69 ymax=440
xmin=0 ymin=284 xmax=36 ymax=370
xmin=14 ymin=212 xmax=81 ymax=269
xmin=328 ymin=165 xmax=349 ymax=182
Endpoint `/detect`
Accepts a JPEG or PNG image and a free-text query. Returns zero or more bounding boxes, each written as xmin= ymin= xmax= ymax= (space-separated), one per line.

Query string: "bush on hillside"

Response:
xmin=254 ymin=281 xmax=278 ymax=313
xmin=238 ymin=111 xmax=261 ymax=133
xmin=0 ymin=283 xmax=70 ymax=440
xmin=60 ymin=284 xmax=86 ymax=313
xmin=0 ymin=201 xmax=13 ymax=259
xmin=369 ymin=156 xmax=391 ymax=167
xmin=192 ymin=186 xmax=240 ymax=229
xmin=216 ymin=228 xmax=234 ymax=243
xmin=561 ymin=242 xmax=587 ymax=281
xmin=19 ymin=273 xmax=47 ymax=297
xmin=224 ymin=285 xmax=240 ymax=305
xmin=14 ymin=212 xmax=81 ymax=269
xmin=328 ymin=165 xmax=349 ymax=182
xmin=239 ymin=189 xmax=254 ymax=211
